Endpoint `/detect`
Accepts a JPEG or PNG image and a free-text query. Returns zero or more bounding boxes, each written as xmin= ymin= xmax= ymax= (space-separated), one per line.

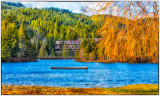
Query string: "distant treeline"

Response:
xmin=1 ymin=1 xmax=24 ymax=9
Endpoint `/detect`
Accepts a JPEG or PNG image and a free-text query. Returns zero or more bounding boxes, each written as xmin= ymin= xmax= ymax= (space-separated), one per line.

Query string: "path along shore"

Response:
xmin=2 ymin=84 xmax=158 ymax=95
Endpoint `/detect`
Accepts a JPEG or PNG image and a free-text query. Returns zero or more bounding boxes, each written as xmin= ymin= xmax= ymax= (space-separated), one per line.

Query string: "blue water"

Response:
xmin=2 ymin=59 xmax=158 ymax=88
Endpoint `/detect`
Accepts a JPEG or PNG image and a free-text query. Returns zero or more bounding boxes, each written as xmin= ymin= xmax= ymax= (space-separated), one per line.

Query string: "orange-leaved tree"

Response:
xmin=83 ymin=1 xmax=159 ymax=63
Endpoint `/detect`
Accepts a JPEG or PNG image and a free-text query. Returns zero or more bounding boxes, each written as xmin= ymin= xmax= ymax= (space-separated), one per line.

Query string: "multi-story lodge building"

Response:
xmin=55 ymin=40 xmax=82 ymax=56
xmin=55 ymin=38 xmax=100 ymax=57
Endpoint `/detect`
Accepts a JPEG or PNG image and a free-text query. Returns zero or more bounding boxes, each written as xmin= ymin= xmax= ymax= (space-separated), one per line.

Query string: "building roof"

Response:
xmin=56 ymin=40 xmax=82 ymax=45
xmin=56 ymin=41 xmax=63 ymax=44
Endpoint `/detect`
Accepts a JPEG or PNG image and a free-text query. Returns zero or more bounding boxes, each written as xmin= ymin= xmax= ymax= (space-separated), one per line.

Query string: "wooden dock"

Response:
xmin=50 ymin=67 xmax=88 ymax=69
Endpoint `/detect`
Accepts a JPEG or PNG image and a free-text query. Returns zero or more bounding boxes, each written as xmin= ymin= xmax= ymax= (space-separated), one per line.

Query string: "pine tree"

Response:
xmin=54 ymin=21 xmax=59 ymax=40
xmin=80 ymin=39 xmax=88 ymax=48
xmin=49 ymin=49 xmax=56 ymax=58
xmin=74 ymin=50 xmax=79 ymax=58
xmin=46 ymin=35 xmax=55 ymax=55
xmin=18 ymin=22 xmax=35 ymax=58
xmin=1 ymin=18 xmax=19 ymax=61
xmin=79 ymin=29 xmax=83 ymax=39
xmin=1 ymin=21 xmax=10 ymax=61
xmin=38 ymin=41 xmax=48 ymax=58
xmin=8 ymin=23 xmax=19 ymax=58
xmin=65 ymin=27 xmax=71 ymax=40
xmin=62 ymin=43 xmax=69 ymax=58
xmin=59 ymin=25 xmax=65 ymax=40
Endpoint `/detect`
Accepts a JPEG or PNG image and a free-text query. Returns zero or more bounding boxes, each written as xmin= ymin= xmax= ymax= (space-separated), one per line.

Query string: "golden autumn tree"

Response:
xmin=83 ymin=1 xmax=159 ymax=63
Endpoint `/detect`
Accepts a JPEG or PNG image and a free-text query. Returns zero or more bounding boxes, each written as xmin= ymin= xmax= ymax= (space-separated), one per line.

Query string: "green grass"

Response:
xmin=106 ymin=84 xmax=159 ymax=95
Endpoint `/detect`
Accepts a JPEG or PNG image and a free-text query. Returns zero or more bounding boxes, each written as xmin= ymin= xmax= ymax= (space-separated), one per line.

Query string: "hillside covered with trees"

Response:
xmin=1 ymin=1 xmax=102 ymax=62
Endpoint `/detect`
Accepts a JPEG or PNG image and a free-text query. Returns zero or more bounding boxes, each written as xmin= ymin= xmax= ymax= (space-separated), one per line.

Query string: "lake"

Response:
xmin=2 ymin=59 xmax=158 ymax=88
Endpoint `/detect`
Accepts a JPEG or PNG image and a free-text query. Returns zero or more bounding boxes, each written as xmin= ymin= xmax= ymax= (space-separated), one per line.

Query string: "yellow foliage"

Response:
xmin=2 ymin=84 xmax=158 ymax=95
xmin=86 ymin=1 xmax=159 ymax=63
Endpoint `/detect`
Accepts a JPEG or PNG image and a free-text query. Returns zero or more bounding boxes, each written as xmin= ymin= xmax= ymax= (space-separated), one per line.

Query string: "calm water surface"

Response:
xmin=2 ymin=59 xmax=158 ymax=88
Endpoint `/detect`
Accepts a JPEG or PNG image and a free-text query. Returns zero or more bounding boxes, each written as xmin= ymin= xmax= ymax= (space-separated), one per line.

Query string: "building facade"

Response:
xmin=55 ymin=40 xmax=82 ymax=56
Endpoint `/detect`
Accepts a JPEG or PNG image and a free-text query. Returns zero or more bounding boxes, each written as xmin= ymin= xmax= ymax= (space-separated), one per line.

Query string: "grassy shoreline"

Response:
xmin=2 ymin=84 xmax=158 ymax=95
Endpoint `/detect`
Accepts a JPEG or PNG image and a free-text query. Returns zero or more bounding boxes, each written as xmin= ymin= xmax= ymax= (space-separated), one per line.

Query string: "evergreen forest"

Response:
xmin=1 ymin=1 xmax=101 ymax=61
